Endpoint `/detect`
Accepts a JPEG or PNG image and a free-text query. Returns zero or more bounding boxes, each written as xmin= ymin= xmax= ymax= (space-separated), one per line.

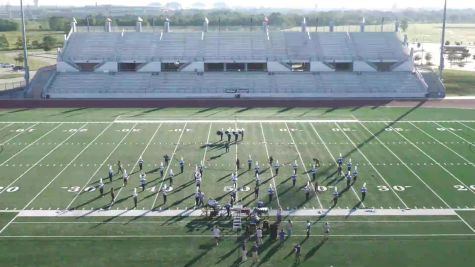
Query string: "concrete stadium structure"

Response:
xmin=32 ymin=17 xmax=443 ymax=99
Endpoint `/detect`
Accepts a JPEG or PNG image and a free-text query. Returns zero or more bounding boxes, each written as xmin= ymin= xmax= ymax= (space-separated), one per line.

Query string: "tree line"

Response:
xmin=44 ymin=8 xmax=475 ymax=32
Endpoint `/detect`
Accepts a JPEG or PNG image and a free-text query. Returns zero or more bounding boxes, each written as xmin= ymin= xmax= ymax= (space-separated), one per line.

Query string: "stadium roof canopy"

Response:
xmin=61 ymin=31 xmax=408 ymax=63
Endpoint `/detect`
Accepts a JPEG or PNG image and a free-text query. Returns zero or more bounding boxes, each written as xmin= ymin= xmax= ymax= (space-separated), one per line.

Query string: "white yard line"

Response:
xmin=0 ymin=123 xmax=38 ymax=146
xmin=1 ymin=120 xmax=475 ymax=124
xmin=64 ymin=123 xmax=138 ymax=210
xmin=0 ymin=123 xmax=87 ymax=195
xmin=234 ymin=121 xmax=240 ymax=202
xmin=1 ymin=233 xmax=473 ymax=238
xmin=0 ymin=123 xmax=91 ymax=234
xmin=334 ymin=122 xmax=409 ymax=209
xmin=386 ymin=122 xmax=475 ymax=195
xmin=11 ymin=208 xmax=463 ymax=217
xmin=10 ymin=219 xmax=463 ymax=224
xmin=150 ymin=123 xmax=188 ymax=209
xmin=459 ymin=122 xmax=475 ymax=133
xmin=0 ymin=123 xmax=13 ymax=133
xmin=358 ymin=122 xmax=452 ymax=208
xmin=433 ymin=122 xmax=474 ymax=147
xmin=0 ymin=123 xmax=63 ymax=167
xmin=112 ymin=123 xmax=163 ymax=204
xmin=116 ymin=119 xmax=359 ymax=124
xmin=115 ymin=119 xmax=475 ymax=124
xmin=284 ymin=122 xmax=324 ymax=209
xmin=201 ymin=123 xmax=213 ymax=164
xmin=259 ymin=122 xmax=282 ymax=209
xmin=0 ymin=121 xmax=111 ymax=124
xmin=411 ymin=122 xmax=474 ymax=166
xmin=307 ymin=123 xmax=365 ymax=208
xmin=455 ymin=213 xmax=475 ymax=233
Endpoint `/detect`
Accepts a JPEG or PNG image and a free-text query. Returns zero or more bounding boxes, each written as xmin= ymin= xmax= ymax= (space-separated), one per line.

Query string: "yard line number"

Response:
xmin=315 ymin=185 xmax=411 ymax=192
xmin=62 ymin=186 xmax=96 ymax=193
xmin=0 ymin=186 xmax=20 ymax=192
xmin=12 ymin=128 xmax=35 ymax=133
xmin=377 ymin=185 xmax=412 ymax=192
xmin=454 ymin=185 xmax=475 ymax=191
xmin=63 ymin=129 xmax=88 ymax=133
xmin=224 ymin=186 xmax=251 ymax=192
xmin=332 ymin=128 xmax=354 ymax=132
xmin=437 ymin=127 xmax=462 ymax=132
xmin=385 ymin=127 xmax=408 ymax=132
xmin=116 ymin=129 xmax=142 ymax=133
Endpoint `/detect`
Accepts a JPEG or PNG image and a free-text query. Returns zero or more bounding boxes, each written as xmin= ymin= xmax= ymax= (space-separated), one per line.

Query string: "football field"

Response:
xmin=0 ymin=107 xmax=474 ymax=266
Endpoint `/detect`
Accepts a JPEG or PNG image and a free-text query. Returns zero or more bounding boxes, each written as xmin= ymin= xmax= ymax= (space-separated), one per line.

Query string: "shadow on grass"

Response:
xmin=304 ymin=238 xmax=327 ymax=261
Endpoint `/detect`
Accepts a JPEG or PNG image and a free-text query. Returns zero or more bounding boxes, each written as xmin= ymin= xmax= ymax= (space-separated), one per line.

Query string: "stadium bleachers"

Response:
xmin=45 ymin=28 xmax=433 ymax=99
xmin=46 ymin=72 xmax=427 ymax=99
xmin=350 ymin=32 xmax=406 ymax=61
xmin=61 ymin=32 xmax=408 ymax=63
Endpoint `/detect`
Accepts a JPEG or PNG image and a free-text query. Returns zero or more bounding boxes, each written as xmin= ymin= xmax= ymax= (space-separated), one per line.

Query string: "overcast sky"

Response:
xmin=2 ymin=0 xmax=473 ymax=9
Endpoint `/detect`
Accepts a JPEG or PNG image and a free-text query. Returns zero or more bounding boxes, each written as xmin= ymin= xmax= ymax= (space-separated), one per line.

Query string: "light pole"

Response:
xmin=439 ymin=0 xmax=447 ymax=77
xmin=20 ymin=0 xmax=30 ymax=88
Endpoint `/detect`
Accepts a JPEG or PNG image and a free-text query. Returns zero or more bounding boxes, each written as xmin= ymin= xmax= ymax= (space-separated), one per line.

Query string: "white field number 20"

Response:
xmin=0 ymin=186 xmax=19 ymax=192
xmin=378 ymin=185 xmax=411 ymax=192
xmin=454 ymin=185 xmax=475 ymax=191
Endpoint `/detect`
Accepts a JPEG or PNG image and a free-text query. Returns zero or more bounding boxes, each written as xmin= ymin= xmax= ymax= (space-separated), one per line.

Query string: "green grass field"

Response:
xmin=443 ymin=70 xmax=475 ymax=96
xmin=0 ymin=107 xmax=474 ymax=266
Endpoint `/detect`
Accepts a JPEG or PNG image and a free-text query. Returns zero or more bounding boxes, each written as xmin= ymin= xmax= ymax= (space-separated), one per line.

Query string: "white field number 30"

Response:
xmin=377 ymin=185 xmax=411 ymax=192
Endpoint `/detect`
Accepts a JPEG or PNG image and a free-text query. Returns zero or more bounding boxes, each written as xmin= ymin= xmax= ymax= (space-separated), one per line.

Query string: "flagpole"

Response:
xmin=20 ymin=0 xmax=30 ymax=88
xmin=439 ymin=0 xmax=447 ymax=78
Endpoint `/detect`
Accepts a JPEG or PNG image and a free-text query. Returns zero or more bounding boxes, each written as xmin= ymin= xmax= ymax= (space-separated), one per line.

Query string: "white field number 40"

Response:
xmin=62 ymin=186 xmax=96 ymax=193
